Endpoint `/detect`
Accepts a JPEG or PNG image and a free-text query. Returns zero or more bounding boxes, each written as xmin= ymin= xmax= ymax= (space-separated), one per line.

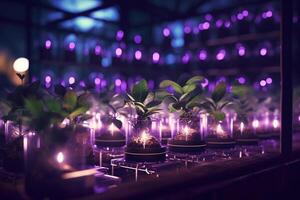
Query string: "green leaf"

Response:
xmin=182 ymin=84 xmax=196 ymax=94
xmin=179 ymin=87 xmax=202 ymax=103
xmin=168 ymin=103 xmax=178 ymax=113
xmin=185 ymin=76 xmax=204 ymax=85
xmin=159 ymin=80 xmax=183 ymax=94
xmin=212 ymin=82 xmax=227 ymax=103
xmin=25 ymin=98 xmax=44 ymax=117
xmin=132 ymin=79 xmax=148 ymax=103
xmin=231 ymin=85 xmax=250 ymax=97
xmin=69 ymin=106 xmax=88 ymax=119
xmin=112 ymin=118 xmax=122 ymax=129
xmin=45 ymin=99 xmax=61 ymax=113
xmin=146 ymin=100 xmax=162 ymax=108
xmin=78 ymin=93 xmax=93 ymax=108
xmin=63 ymin=91 xmax=77 ymax=111
xmin=212 ymin=111 xmax=226 ymax=121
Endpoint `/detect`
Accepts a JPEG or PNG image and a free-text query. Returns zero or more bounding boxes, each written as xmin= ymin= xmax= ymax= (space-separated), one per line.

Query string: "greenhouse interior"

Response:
xmin=0 ymin=0 xmax=299 ymax=199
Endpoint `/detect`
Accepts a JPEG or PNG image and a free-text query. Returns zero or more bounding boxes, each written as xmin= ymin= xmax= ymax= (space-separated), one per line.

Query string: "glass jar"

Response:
xmin=233 ymin=118 xmax=259 ymax=145
xmin=125 ymin=118 xmax=166 ymax=163
xmin=205 ymin=114 xmax=236 ymax=148
xmin=24 ymin=126 xmax=95 ymax=198
xmin=168 ymin=116 xmax=206 ymax=153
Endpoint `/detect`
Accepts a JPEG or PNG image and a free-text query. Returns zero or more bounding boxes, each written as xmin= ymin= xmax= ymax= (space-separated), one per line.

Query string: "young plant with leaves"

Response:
xmin=0 ymin=81 xmax=46 ymax=136
xmin=159 ymin=76 xmax=204 ymax=127
xmin=200 ymin=81 xmax=234 ymax=123
xmin=98 ymin=92 xmax=126 ymax=130
xmin=231 ymin=84 xmax=255 ymax=124
xmin=125 ymin=79 xmax=162 ymax=131
xmin=54 ymin=84 xmax=93 ymax=128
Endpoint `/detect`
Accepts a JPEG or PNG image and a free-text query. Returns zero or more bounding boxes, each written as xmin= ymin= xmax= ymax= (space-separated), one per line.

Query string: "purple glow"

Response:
xmin=202 ymin=22 xmax=210 ymax=30
xmin=68 ymin=42 xmax=75 ymax=50
xmin=298 ymin=115 xmax=300 ymax=122
xmin=201 ymin=78 xmax=209 ymax=88
xmin=45 ymin=75 xmax=51 ymax=83
xmin=135 ymin=50 xmax=142 ymax=60
xmin=184 ymin=26 xmax=192 ymax=34
xmin=115 ymin=48 xmax=122 ymax=57
xmin=68 ymin=76 xmax=75 ymax=85
xmin=45 ymin=40 xmax=52 ymax=49
xmin=238 ymin=77 xmax=246 ymax=84
xmin=94 ymin=45 xmax=101 ymax=55
xmin=238 ymin=46 xmax=246 ymax=56
xmin=182 ymin=53 xmax=190 ymax=64
xmin=134 ymin=35 xmax=142 ymax=44
xmin=224 ymin=21 xmax=231 ymax=28
xmin=193 ymin=27 xmax=199 ymax=34
xmin=266 ymin=77 xmax=273 ymax=84
xmin=216 ymin=49 xmax=226 ymax=60
xmin=152 ymin=52 xmax=160 ymax=63
xmin=260 ymin=48 xmax=267 ymax=56
xmin=260 ymin=80 xmax=267 ymax=87
xmin=198 ymin=50 xmax=207 ymax=60
xmin=121 ymin=81 xmax=127 ymax=91
xmin=216 ymin=19 xmax=223 ymax=28
xmin=80 ymin=81 xmax=86 ymax=87
xmin=242 ymin=10 xmax=249 ymax=17
xmin=115 ymin=79 xmax=122 ymax=86
xmin=94 ymin=77 xmax=101 ymax=85
xmin=163 ymin=28 xmax=170 ymax=37
xmin=265 ymin=10 xmax=273 ymax=18
xmin=116 ymin=30 xmax=124 ymax=41
xmin=205 ymin=14 xmax=212 ymax=21
xmin=237 ymin=13 xmax=244 ymax=20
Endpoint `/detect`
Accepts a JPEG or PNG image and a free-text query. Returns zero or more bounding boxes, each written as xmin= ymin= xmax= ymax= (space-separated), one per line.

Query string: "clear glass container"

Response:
xmin=205 ymin=114 xmax=236 ymax=148
xmin=125 ymin=118 xmax=166 ymax=162
xmin=168 ymin=116 xmax=206 ymax=153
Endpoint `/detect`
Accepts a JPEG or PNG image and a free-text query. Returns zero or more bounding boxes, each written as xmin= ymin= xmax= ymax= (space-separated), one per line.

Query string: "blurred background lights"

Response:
xmin=238 ymin=77 xmax=246 ymax=84
xmin=68 ymin=76 xmax=76 ymax=85
xmin=116 ymin=30 xmax=124 ymax=41
xmin=68 ymin=42 xmax=75 ymax=50
xmin=163 ymin=28 xmax=170 ymax=37
xmin=135 ymin=50 xmax=142 ymax=60
xmin=152 ymin=52 xmax=160 ymax=62
xmin=216 ymin=49 xmax=226 ymax=60
xmin=45 ymin=40 xmax=52 ymax=49
xmin=266 ymin=77 xmax=273 ymax=84
xmin=94 ymin=45 xmax=101 ymax=55
xmin=94 ymin=77 xmax=101 ymax=85
xmin=13 ymin=57 xmax=29 ymax=73
xmin=45 ymin=75 xmax=52 ymax=84
xmin=260 ymin=80 xmax=267 ymax=87
xmin=115 ymin=78 xmax=122 ymax=86
xmin=199 ymin=50 xmax=207 ymax=60
xmin=134 ymin=35 xmax=142 ymax=44
xmin=260 ymin=48 xmax=267 ymax=56
xmin=115 ymin=47 xmax=122 ymax=57
xmin=238 ymin=46 xmax=246 ymax=56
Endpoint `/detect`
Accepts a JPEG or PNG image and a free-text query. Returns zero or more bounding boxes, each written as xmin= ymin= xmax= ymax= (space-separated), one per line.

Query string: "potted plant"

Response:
xmin=201 ymin=81 xmax=236 ymax=148
xmin=231 ymin=84 xmax=259 ymax=145
xmin=159 ymin=76 xmax=207 ymax=153
xmin=95 ymin=93 xmax=126 ymax=148
xmin=0 ymin=80 xmax=44 ymax=173
xmin=124 ymin=79 xmax=166 ymax=162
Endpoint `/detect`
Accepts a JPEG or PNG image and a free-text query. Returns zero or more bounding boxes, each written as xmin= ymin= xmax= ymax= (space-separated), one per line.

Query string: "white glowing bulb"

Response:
xmin=240 ymin=122 xmax=245 ymax=134
xmin=140 ymin=131 xmax=151 ymax=149
xmin=252 ymin=120 xmax=259 ymax=129
xmin=272 ymin=119 xmax=279 ymax=129
xmin=108 ymin=123 xmax=119 ymax=135
xmin=183 ymin=126 xmax=190 ymax=136
xmin=56 ymin=152 xmax=64 ymax=163
xmin=13 ymin=57 xmax=29 ymax=73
